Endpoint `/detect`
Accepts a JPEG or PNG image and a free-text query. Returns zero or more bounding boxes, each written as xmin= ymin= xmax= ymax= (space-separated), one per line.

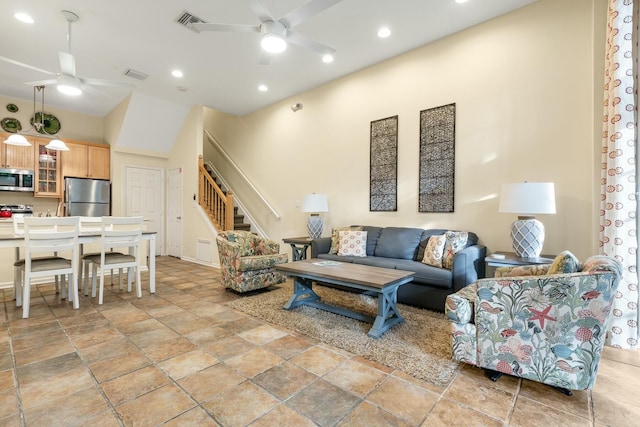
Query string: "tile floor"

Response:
xmin=0 ymin=256 xmax=638 ymax=426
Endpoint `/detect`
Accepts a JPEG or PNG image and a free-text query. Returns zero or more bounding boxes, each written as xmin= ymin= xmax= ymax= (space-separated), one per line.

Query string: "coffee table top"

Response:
xmin=275 ymin=258 xmax=414 ymax=290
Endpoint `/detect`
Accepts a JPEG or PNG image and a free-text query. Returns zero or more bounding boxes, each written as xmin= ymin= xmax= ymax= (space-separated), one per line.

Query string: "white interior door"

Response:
xmin=167 ymin=167 xmax=182 ymax=257
xmin=125 ymin=166 xmax=163 ymax=255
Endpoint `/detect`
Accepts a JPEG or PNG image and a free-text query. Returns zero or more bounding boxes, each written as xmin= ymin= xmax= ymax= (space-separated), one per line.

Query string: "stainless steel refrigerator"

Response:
xmin=64 ymin=177 xmax=111 ymax=217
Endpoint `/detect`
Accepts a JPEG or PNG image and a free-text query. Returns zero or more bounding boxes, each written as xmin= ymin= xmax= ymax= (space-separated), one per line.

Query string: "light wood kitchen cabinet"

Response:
xmin=0 ymin=131 xmax=35 ymax=170
xmin=34 ymin=139 xmax=61 ymax=198
xmin=61 ymin=141 xmax=110 ymax=180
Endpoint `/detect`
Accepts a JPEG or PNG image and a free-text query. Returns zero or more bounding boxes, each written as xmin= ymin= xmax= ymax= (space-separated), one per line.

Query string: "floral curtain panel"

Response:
xmin=601 ymin=0 xmax=639 ymax=349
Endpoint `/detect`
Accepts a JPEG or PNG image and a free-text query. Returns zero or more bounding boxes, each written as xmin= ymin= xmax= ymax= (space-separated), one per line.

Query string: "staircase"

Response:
xmin=198 ymin=155 xmax=251 ymax=232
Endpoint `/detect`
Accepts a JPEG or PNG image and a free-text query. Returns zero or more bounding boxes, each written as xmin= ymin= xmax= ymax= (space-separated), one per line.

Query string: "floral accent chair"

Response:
xmin=216 ymin=230 xmax=288 ymax=293
xmin=445 ymin=252 xmax=622 ymax=394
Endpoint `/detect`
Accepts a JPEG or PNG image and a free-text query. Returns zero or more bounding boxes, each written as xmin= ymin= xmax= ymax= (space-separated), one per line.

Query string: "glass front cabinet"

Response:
xmin=34 ymin=140 xmax=61 ymax=197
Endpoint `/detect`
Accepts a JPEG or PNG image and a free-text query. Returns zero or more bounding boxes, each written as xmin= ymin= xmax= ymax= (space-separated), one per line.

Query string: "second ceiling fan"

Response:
xmin=192 ymin=0 xmax=344 ymax=64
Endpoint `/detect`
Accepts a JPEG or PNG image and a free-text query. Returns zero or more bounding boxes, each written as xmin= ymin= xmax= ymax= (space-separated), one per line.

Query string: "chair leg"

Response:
xmin=119 ymin=268 xmax=124 ymax=290
xmin=54 ymin=275 xmax=59 ymax=294
xmin=83 ymin=260 xmax=90 ymax=296
xmin=60 ymin=275 xmax=67 ymax=300
xmin=70 ymin=272 xmax=79 ymax=310
xmin=98 ymin=267 xmax=106 ymax=305
xmin=22 ymin=274 xmax=31 ymax=319
xmin=91 ymin=264 xmax=98 ymax=298
xmin=127 ymin=267 xmax=133 ymax=292
xmin=135 ymin=266 xmax=142 ymax=298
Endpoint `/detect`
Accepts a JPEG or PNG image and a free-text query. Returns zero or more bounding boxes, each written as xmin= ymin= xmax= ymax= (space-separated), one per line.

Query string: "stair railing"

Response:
xmin=198 ymin=155 xmax=234 ymax=231
xmin=204 ymin=129 xmax=281 ymax=220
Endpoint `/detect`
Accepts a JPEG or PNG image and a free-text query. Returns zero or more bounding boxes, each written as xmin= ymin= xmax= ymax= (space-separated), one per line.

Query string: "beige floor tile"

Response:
xmin=158 ymin=348 xmax=219 ymax=380
xmin=366 ymin=376 xmax=438 ymax=425
xmin=23 ymin=386 xmax=109 ymax=426
xmin=249 ymin=404 xmax=317 ymax=427
xmin=238 ymin=324 xmax=289 ymax=345
xmin=184 ymin=324 xmax=233 ymax=345
xmin=178 ymin=363 xmax=246 ymax=403
xmin=16 ymin=352 xmax=83 ymax=386
xmin=89 ymin=351 xmax=151 ymax=383
xmin=226 ymin=347 xmax=285 ymax=378
xmin=76 ymin=335 xmax=138 ymax=364
xmin=0 ymin=370 xmax=14 ymax=391
xmin=423 ymin=398 xmax=503 ymax=427
xmin=323 ymin=358 xmax=388 ymax=397
xmin=510 ymin=395 xmax=591 ymax=426
xmin=458 ymin=363 xmax=521 ymax=394
xmin=263 ymin=335 xmax=315 ymax=360
xmin=203 ymin=381 xmax=280 ymax=427
xmin=337 ymin=401 xmax=414 ymax=427
xmin=444 ymin=370 xmax=516 ymax=421
xmin=141 ymin=336 xmax=198 ymax=362
xmin=102 ymin=365 xmax=171 ymax=406
xmin=116 ymin=383 xmax=196 ymax=426
xmin=601 ymin=346 xmax=640 ymax=367
xmin=20 ymin=365 xmax=96 ymax=412
xmin=69 ymin=327 xmax=124 ymax=349
xmin=286 ymin=378 xmax=361 ymax=426
xmin=13 ymin=339 xmax=76 ymax=367
xmin=202 ymin=335 xmax=256 ymax=360
xmin=253 ymin=361 xmax=318 ymax=400
xmin=0 ymin=388 xmax=19 ymax=419
xmin=164 ymin=407 xmax=219 ymax=426
xmin=291 ymin=346 xmax=347 ymax=376
xmin=518 ymin=379 xmax=590 ymax=419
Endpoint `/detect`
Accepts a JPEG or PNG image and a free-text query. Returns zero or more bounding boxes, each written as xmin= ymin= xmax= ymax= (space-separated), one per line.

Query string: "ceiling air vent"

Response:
xmin=176 ymin=11 xmax=205 ymax=33
xmin=124 ymin=69 xmax=149 ymax=81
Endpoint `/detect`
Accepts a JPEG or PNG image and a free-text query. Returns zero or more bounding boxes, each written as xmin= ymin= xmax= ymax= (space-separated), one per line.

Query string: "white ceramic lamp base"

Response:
xmin=510 ymin=217 xmax=545 ymax=258
xmin=307 ymin=215 xmax=323 ymax=239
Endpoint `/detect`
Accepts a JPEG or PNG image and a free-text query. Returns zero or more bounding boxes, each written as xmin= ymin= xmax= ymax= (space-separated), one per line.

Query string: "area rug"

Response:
xmin=226 ymin=282 xmax=459 ymax=386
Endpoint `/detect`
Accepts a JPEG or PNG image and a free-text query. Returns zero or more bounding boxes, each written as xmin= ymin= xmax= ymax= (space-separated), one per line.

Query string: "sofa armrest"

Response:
xmin=310 ymin=237 xmax=332 ymax=258
xmin=451 ymin=244 xmax=486 ymax=292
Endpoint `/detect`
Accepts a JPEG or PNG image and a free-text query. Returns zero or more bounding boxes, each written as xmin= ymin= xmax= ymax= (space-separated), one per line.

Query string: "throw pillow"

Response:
xmin=579 ymin=255 xmax=622 ymax=277
xmin=337 ymin=230 xmax=368 ymax=257
xmin=547 ymin=250 xmax=580 ymax=274
xmin=329 ymin=226 xmax=363 ymax=254
xmin=442 ymin=231 xmax=469 ymax=270
xmin=421 ymin=234 xmax=447 ymax=267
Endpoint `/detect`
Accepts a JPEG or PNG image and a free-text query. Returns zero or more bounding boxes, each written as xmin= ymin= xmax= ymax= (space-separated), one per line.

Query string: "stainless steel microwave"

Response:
xmin=0 ymin=168 xmax=35 ymax=192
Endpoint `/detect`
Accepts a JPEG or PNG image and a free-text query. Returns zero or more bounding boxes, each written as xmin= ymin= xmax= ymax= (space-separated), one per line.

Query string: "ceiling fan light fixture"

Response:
xmin=4 ymin=134 xmax=31 ymax=147
xmin=46 ymin=139 xmax=70 ymax=151
xmin=261 ymin=33 xmax=287 ymax=53
xmin=57 ymin=74 xmax=82 ymax=96
xmin=322 ymin=54 xmax=334 ymax=63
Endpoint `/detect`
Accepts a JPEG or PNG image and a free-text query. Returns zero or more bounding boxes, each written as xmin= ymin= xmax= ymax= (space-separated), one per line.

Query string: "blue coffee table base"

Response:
xmin=283 ymin=276 xmax=407 ymax=339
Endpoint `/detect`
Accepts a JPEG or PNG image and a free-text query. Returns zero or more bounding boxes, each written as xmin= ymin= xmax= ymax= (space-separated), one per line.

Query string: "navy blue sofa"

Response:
xmin=310 ymin=226 xmax=486 ymax=312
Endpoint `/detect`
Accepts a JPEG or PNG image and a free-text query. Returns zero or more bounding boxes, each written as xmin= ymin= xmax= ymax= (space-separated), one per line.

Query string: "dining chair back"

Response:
xmin=21 ymin=216 xmax=80 ymax=318
xmin=84 ymin=216 xmax=144 ymax=304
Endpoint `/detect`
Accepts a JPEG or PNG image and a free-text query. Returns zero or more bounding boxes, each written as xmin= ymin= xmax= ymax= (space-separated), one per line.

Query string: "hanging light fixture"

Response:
xmin=260 ymin=21 xmax=287 ymax=53
xmin=3 ymin=85 xmax=70 ymax=151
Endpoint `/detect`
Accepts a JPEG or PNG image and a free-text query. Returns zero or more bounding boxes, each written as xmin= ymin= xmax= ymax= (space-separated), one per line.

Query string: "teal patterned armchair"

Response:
xmin=216 ymin=230 xmax=288 ymax=293
xmin=445 ymin=252 xmax=622 ymax=394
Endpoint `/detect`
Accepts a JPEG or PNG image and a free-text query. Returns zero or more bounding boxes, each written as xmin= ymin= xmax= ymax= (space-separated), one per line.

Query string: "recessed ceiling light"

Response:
xmin=455 ymin=0 xmax=469 ymax=3
xmin=377 ymin=27 xmax=391 ymax=38
xmin=171 ymin=70 xmax=183 ymax=78
xmin=322 ymin=54 xmax=334 ymax=64
xmin=14 ymin=12 xmax=34 ymax=24
xmin=258 ymin=84 xmax=268 ymax=92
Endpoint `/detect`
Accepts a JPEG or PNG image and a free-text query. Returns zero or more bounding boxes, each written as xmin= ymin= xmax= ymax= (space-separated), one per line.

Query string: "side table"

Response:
xmin=283 ymin=236 xmax=312 ymax=261
xmin=485 ymin=251 xmax=555 ymax=278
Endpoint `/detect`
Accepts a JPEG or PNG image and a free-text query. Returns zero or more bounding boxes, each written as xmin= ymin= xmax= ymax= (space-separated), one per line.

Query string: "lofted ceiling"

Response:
xmin=0 ymin=0 xmax=536 ymax=117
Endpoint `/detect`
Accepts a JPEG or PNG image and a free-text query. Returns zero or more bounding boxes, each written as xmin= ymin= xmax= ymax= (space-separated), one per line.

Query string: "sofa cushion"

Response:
xmin=443 ymin=231 xmax=469 ymax=269
xmin=337 ymin=230 xmax=367 ymax=257
xmin=421 ymin=234 xmax=446 ymax=267
xmin=579 ymin=255 xmax=622 ymax=277
xmin=548 ymin=250 xmax=580 ymax=274
xmin=329 ymin=226 xmax=363 ymax=254
xmin=394 ymin=259 xmax=453 ymax=289
xmin=374 ymin=227 xmax=424 ymax=260
xmin=361 ymin=226 xmax=384 ymax=256
xmin=353 ymin=256 xmax=403 ymax=270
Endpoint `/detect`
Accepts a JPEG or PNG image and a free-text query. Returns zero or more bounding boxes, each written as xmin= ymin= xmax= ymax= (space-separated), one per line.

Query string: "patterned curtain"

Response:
xmin=601 ymin=0 xmax=639 ymax=349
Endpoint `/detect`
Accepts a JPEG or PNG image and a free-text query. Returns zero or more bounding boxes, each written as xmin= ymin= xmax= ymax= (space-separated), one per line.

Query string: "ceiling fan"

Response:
xmin=192 ymin=0 xmax=344 ymax=64
xmin=0 ymin=10 xmax=131 ymax=97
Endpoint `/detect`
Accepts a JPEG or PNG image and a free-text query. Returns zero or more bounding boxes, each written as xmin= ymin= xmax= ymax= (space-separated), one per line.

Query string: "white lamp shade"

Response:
xmin=4 ymin=134 xmax=31 ymax=146
xmin=45 ymin=139 xmax=70 ymax=151
xmin=301 ymin=193 xmax=328 ymax=213
xmin=499 ymin=182 xmax=556 ymax=215
xmin=57 ymin=74 xmax=82 ymax=96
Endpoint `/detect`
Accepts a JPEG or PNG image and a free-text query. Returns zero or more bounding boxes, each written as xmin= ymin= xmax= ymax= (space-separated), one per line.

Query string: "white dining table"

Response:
xmin=0 ymin=231 xmax=157 ymax=294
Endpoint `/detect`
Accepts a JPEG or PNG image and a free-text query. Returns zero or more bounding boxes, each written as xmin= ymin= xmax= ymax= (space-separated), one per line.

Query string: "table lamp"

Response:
xmin=301 ymin=193 xmax=328 ymax=239
xmin=499 ymin=182 xmax=556 ymax=258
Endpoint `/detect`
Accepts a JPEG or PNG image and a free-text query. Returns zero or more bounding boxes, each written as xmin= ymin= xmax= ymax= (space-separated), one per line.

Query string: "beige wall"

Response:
xmin=205 ymin=0 xmax=607 ymax=260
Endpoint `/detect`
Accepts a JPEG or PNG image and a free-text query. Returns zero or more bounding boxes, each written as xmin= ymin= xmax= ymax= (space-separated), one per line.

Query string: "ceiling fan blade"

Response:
xmin=82 ymin=77 xmax=133 ymax=88
xmin=58 ymin=51 xmax=76 ymax=76
xmin=0 ymin=55 xmax=57 ymax=76
xmin=24 ymin=79 xmax=58 ymax=86
xmin=286 ymin=30 xmax=335 ymax=55
xmin=281 ymin=0 xmax=344 ymax=28
xmin=192 ymin=23 xmax=260 ymax=33
xmin=247 ymin=0 xmax=274 ymax=23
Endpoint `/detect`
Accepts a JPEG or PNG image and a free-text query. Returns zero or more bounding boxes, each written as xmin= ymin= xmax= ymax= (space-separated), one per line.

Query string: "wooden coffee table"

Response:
xmin=275 ymin=259 xmax=414 ymax=338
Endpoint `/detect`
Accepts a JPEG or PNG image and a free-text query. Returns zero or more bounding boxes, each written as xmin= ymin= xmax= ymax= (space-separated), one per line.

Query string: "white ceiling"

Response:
xmin=0 ymin=0 xmax=536 ymax=117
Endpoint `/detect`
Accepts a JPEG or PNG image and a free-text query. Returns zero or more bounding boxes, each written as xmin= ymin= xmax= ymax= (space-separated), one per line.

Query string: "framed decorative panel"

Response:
xmin=370 ymin=115 xmax=398 ymax=211
xmin=419 ymin=103 xmax=455 ymax=212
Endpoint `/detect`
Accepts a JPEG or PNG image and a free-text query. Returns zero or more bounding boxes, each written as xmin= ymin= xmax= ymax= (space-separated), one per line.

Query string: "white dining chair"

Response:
xmin=12 ymin=216 xmax=66 ymax=306
xmin=21 ymin=216 xmax=80 ymax=318
xmin=83 ymin=216 xmax=144 ymax=305
xmin=78 ymin=216 xmax=115 ymax=296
